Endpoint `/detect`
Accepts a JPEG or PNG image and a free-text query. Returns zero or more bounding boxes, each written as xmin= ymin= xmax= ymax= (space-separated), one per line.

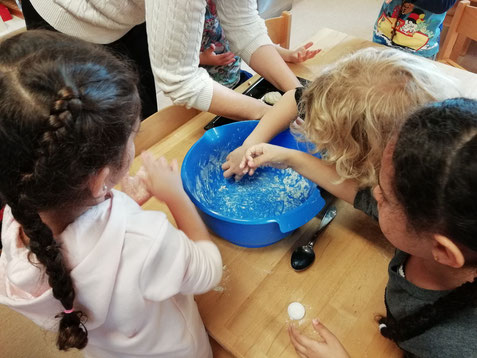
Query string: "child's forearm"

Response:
xmin=166 ymin=192 xmax=212 ymax=242
xmin=243 ymin=89 xmax=299 ymax=147
xmin=287 ymin=151 xmax=359 ymax=204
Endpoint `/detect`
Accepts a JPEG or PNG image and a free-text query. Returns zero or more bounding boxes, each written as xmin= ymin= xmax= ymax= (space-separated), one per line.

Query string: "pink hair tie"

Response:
xmin=63 ymin=308 xmax=74 ymax=314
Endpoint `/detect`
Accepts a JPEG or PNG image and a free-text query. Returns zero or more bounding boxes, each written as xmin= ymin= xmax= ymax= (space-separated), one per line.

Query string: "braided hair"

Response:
xmin=0 ymin=30 xmax=140 ymax=350
xmin=379 ymin=98 xmax=477 ymax=342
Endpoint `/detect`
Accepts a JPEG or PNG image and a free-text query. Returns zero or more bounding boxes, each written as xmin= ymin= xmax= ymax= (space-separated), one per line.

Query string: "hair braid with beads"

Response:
xmin=0 ymin=30 xmax=141 ymax=350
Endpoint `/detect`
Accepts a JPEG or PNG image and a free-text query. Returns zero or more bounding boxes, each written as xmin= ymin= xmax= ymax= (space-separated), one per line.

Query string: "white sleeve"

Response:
xmin=139 ymin=220 xmax=222 ymax=301
xmin=144 ymin=0 xmax=214 ymax=111
xmin=215 ymin=0 xmax=273 ymax=63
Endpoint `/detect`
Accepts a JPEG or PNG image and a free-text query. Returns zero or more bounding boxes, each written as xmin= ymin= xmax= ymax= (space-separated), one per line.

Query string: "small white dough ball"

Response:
xmin=262 ymin=91 xmax=282 ymax=105
xmin=287 ymin=302 xmax=305 ymax=320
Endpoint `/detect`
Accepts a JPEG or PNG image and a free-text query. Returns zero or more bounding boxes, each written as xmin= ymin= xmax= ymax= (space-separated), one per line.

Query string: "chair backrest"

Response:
xmin=134 ymin=105 xmax=199 ymax=155
xmin=439 ymin=0 xmax=477 ymax=61
xmin=264 ymin=11 xmax=292 ymax=49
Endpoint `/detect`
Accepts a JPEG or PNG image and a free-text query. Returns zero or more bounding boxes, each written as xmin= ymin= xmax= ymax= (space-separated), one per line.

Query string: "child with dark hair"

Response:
xmin=0 ymin=30 xmax=222 ymax=357
xmin=287 ymin=98 xmax=477 ymax=357
xmin=373 ymin=0 xmax=457 ymax=59
xmin=200 ymin=0 xmax=320 ymax=89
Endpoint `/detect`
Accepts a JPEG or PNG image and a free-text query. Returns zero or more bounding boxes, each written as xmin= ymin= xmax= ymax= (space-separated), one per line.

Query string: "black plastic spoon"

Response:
xmin=291 ymin=205 xmax=337 ymax=271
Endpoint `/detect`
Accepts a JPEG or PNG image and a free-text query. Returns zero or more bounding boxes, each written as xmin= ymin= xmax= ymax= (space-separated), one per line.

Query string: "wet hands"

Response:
xmin=140 ymin=151 xmax=186 ymax=204
xmin=221 ymin=145 xmax=249 ymax=180
xmin=120 ymin=166 xmax=151 ymax=205
xmin=199 ymin=43 xmax=236 ymax=66
xmin=288 ymin=319 xmax=350 ymax=358
xmin=242 ymin=143 xmax=290 ymax=176
xmin=222 ymin=143 xmax=291 ymax=180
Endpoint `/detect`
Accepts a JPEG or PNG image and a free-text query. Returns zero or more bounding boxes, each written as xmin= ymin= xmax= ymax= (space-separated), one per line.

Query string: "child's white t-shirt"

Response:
xmin=0 ymin=190 xmax=222 ymax=357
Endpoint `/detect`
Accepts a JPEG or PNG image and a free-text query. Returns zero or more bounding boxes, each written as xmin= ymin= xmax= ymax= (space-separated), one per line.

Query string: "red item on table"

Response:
xmin=0 ymin=4 xmax=13 ymax=22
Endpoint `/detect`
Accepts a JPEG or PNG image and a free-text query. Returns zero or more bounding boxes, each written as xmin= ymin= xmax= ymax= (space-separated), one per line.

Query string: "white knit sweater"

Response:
xmin=30 ymin=0 xmax=272 ymax=111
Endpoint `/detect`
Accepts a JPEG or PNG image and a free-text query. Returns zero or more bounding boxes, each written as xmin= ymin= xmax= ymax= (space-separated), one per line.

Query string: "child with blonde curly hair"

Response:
xmin=222 ymin=46 xmax=459 ymax=203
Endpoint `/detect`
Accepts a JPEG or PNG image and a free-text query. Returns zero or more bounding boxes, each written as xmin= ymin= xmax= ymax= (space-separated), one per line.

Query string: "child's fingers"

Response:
xmin=141 ymin=151 xmax=155 ymax=172
xmin=247 ymin=154 xmax=267 ymax=169
xmin=303 ymin=41 xmax=313 ymax=50
xmin=216 ymin=52 xmax=235 ymax=65
xmin=159 ymin=156 xmax=169 ymax=169
xmin=288 ymin=325 xmax=308 ymax=355
xmin=204 ymin=47 xmax=215 ymax=56
xmin=290 ymin=323 xmax=320 ymax=348
xmin=245 ymin=144 xmax=264 ymax=161
xmin=234 ymin=173 xmax=244 ymax=182
xmin=170 ymin=158 xmax=179 ymax=172
xmin=223 ymin=167 xmax=235 ymax=178
xmin=312 ymin=318 xmax=336 ymax=344
xmin=136 ymin=166 xmax=148 ymax=180
xmin=222 ymin=161 xmax=230 ymax=171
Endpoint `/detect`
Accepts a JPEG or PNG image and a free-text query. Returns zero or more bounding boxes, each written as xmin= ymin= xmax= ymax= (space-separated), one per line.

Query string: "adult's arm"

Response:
xmin=145 ymin=0 xmax=270 ymax=120
xmin=145 ymin=0 xmax=211 ymax=111
xmin=215 ymin=0 xmax=301 ymax=91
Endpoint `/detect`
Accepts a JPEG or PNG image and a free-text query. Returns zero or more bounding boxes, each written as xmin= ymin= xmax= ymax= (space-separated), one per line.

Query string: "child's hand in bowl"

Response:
xmin=141 ymin=151 xmax=186 ymax=204
xmin=222 ymin=145 xmax=250 ymax=180
xmin=242 ymin=143 xmax=291 ymax=176
xmin=120 ymin=166 xmax=152 ymax=205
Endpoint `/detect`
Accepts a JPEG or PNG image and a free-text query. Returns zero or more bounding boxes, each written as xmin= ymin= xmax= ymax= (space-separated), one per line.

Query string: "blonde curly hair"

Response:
xmin=296 ymin=47 xmax=460 ymax=187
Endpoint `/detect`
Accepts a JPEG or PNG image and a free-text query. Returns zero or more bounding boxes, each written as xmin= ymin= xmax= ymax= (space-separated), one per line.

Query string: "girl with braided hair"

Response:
xmin=0 ymin=30 xmax=222 ymax=357
xmin=288 ymin=98 xmax=477 ymax=357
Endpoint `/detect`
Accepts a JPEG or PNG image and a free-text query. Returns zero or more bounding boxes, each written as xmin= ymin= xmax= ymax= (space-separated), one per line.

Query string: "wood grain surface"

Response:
xmin=130 ymin=28 xmax=477 ymax=358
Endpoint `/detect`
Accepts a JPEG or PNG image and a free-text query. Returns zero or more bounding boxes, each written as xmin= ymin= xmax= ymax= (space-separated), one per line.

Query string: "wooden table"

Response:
xmin=129 ymin=28 xmax=477 ymax=358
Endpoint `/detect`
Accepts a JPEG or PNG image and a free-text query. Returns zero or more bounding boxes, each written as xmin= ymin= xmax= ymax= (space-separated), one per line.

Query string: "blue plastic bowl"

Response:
xmin=181 ymin=121 xmax=325 ymax=247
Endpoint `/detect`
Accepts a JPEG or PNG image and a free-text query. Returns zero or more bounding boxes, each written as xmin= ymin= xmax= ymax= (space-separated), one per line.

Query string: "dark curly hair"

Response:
xmin=379 ymin=98 xmax=477 ymax=343
xmin=0 ymin=30 xmax=140 ymax=350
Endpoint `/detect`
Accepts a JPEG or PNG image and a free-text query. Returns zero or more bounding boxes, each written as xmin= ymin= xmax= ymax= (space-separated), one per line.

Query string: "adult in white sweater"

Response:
xmin=24 ymin=0 xmax=301 ymax=120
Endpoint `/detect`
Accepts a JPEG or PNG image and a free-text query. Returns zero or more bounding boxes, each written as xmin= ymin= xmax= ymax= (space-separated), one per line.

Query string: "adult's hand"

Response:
xmin=280 ymin=42 xmax=321 ymax=63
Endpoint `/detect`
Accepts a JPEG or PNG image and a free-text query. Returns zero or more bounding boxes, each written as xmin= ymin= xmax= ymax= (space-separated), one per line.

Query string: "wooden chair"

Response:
xmin=264 ymin=10 xmax=291 ymax=49
xmin=441 ymin=0 xmax=477 ymax=60
xmin=134 ymin=104 xmax=199 ymax=155
xmin=438 ymin=0 xmax=477 ymax=68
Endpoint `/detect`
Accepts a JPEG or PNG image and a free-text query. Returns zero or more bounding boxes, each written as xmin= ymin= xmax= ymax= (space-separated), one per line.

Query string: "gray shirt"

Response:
xmin=354 ymin=188 xmax=477 ymax=358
